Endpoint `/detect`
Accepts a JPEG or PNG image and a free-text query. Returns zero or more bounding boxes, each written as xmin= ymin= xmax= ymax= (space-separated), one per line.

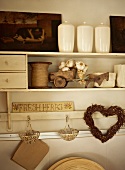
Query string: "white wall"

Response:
xmin=0 ymin=1 xmax=125 ymax=170
xmin=1 ymin=0 xmax=125 ymax=52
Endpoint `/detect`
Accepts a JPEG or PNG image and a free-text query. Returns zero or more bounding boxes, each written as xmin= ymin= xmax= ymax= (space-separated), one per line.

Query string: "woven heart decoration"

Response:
xmin=84 ymin=104 xmax=125 ymax=143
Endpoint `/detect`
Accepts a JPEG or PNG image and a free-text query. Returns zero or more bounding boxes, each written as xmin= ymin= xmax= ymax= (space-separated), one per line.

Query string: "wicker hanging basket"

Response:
xmin=29 ymin=62 xmax=52 ymax=88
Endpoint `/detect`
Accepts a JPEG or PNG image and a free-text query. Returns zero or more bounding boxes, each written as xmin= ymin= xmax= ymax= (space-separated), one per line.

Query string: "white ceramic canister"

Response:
xmin=114 ymin=64 xmax=125 ymax=87
xmin=95 ymin=23 xmax=110 ymax=53
xmin=77 ymin=22 xmax=93 ymax=52
xmin=58 ymin=21 xmax=75 ymax=52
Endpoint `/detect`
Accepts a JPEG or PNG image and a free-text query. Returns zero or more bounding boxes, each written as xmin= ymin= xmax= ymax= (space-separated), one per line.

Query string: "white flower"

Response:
xmin=59 ymin=61 xmax=66 ymax=70
xmin=66 ymin=59 xmax=75 ymax=68
xmin=62 ymin=66 xmax=70 ymax=71
xmin=75 ymin=61 xmax=86 ymax=70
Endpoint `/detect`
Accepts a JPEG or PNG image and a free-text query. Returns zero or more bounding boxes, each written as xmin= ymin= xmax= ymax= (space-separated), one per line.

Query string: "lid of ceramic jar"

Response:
xmin=78 ymin=22 xmax=93 ymax=28
xmin=59 ymin=20 xmax=74 ymax=26
xmin=96 ymin=23 xmax=110 ymax=28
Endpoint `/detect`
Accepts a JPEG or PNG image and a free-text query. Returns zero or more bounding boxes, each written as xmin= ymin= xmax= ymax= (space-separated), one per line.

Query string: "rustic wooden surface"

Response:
xmin=12 ymin=102 xmax=74 ymax=112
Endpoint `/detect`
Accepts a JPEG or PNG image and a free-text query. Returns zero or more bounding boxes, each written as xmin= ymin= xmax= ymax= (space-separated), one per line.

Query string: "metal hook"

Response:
xmin=65 ymin=115 xmax=70 ymax=129
xmin=27 ymin=115 xmax=30 ymax=124
xmin=27 ymin=115 xmax=32 ymax=130
xmin=66 ymin=115 xmax=69 ymax=123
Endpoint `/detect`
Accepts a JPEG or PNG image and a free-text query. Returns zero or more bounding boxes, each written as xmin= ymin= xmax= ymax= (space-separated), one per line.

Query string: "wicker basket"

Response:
xmin=30 ymin=62 xmax=52 ymax=88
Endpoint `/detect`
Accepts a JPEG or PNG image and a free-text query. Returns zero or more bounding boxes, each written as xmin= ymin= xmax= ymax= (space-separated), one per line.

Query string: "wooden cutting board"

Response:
xmin=48 ymin=157 xmax=80 ymax=170
xmin=54 ymin=158 xmax=105 ymax=170
xmin=11 ymin=139 xmax=49 ymax=170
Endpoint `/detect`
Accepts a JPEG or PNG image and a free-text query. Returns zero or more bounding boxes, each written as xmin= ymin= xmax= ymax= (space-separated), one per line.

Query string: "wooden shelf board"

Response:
xmin=0 ymin=88 xmax=125 ymax=92
xmin=0 ymin=51 xmax=125 ymax=58
xmin=0 ymin=129 xmax=125 ymax=140
xmin=0 ymin=110 xmax=118 ymax=122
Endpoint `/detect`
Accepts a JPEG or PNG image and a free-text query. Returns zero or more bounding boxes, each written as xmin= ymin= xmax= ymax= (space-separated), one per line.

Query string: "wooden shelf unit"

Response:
xmin=0 ymin=51 xmax=125 ymax=131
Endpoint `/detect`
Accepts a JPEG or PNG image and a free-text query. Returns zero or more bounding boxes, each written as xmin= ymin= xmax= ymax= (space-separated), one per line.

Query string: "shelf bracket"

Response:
xmin=7 ymin=91 xmax=12 ymax=131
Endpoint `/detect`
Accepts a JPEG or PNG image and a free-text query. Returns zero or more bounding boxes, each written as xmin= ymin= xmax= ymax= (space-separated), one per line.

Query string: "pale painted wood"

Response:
xmin=0 ymin=54 xmax=27 ymax=90
xmin=0 ymin=129 xmax=125 ymax=141
xmin=0 ymin=55 xmax=26 ymax=71
xmin=0 ymin=87 xmax=124 ymax=92
xmin=0 ymin=51 xmax=124 ymax=133
xmin=0 ymin=110 xmax=117 ymax=121
xmin=0 ymin=73 xmax=27 ymax=88
xmin=27 ymin=52 xmax=125 ymax=58
xmin=7 ymin=92 xmax=11 ymax=131
xmin=0 ymin=51 xmax=125 ymax=58
xmin=0 ymin=112 xmax=7 ymax=121
xmin=12 ymin=101 xmax=74 ymax=112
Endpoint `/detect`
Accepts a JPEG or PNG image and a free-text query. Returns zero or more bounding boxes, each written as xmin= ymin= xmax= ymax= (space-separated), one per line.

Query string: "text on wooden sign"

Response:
xmin=12 ymin=102 xmax=74 ymax=112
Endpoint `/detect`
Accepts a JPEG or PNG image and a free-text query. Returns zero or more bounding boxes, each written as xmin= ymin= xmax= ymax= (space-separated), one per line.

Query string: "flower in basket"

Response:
xmin=58 ymin=59 xmax=75 ymax=71
xmin=59 ymin=61 xmax=66 ymax=70
xmin=75 ymin=61 xmax=88 ymax=71
xmin=75 ymin=61 xmax=88 ymax=83
xmin=61 ymin=67 xmax=70 ymax=71
xmin=66 ymin=59 xmax=75 ymax=68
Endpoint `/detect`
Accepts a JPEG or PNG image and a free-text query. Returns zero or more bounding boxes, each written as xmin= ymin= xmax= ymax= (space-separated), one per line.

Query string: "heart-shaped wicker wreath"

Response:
xmin=84 ymin=104 xmax=125 ymax=143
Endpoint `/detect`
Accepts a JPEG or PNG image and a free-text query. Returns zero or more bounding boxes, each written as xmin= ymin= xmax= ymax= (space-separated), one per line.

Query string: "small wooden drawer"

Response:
xmin=0 ymin=55 xmax=26 ymax=71
xmin=0 ymin=73 xmax=26 ymax=88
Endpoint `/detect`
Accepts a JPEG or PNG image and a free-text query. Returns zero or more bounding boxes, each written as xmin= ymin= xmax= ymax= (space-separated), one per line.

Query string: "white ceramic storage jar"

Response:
xmin=77 ymin=22 xmax=93 ymax=52
xmin=95 ymin=23 xmax=110 ymax=53
xmin=58 ymin=21 xmax=75 ymax=52
xmin=114 ymin=64 xmax=125 ymax=87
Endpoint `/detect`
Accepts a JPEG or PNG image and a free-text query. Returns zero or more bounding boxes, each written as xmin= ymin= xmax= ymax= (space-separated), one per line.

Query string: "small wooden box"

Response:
xmin=0 ymin=55 xmax=26 ymax=71
xmin=0 ymin=73 xmax=26 ymax=88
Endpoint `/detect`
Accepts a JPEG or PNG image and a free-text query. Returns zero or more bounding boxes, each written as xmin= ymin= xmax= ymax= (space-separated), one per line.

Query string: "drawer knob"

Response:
xmin=5 ymin=79 xmax=9 ymax=83
xmin=5 ymin=61 xmax=8 ymax=65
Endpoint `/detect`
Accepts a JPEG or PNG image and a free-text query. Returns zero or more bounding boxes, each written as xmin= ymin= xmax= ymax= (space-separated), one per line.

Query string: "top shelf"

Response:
xmin=0 ymin=51 xmax=125 ymax=58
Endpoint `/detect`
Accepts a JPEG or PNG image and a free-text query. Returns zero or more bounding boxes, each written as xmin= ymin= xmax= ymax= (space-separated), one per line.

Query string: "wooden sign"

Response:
xmin=12 ymin=102 xmax=74 ymax=113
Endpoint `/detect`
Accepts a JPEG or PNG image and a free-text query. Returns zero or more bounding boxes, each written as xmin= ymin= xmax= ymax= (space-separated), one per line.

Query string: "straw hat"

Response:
xmin=48 ymin=157 xmax=80 ymax=170
xmin=49 ymin=158 xmax=105 ymax=170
